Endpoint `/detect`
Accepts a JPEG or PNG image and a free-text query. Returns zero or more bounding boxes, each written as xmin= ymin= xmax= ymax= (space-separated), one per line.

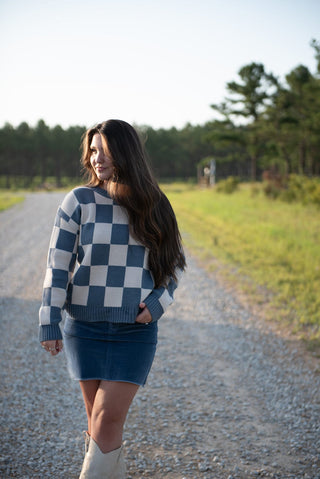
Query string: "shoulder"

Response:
xmin=71 ymin=186 xmax=96 ymax=203
xmin=60 ymin=186 xmax=100 ymax=206
xmin=59 ymin=186 xmax=96 ymax=216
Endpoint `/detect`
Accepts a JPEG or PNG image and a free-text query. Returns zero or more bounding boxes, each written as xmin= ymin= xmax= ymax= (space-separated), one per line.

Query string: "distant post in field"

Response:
xmin=197 ymin=157 xmax=216 ymax=187
xmin=209 ymin=159 xmax=216 ymax=186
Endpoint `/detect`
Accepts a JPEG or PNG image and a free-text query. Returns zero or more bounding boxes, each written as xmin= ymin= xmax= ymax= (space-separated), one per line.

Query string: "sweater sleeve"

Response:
xmin=143 ymin=268 xmax=183 ymax=322
xmin=39 ymin=191 xmax=81 ymax=342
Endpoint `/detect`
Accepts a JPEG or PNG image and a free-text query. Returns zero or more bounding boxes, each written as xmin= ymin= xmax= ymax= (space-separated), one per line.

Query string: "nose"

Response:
xmin=95 ymin=151 xmax=105 ymax=163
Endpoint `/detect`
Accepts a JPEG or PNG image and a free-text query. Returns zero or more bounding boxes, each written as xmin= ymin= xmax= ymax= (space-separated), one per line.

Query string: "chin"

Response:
xmin=97 ymin=173 xmax=106 ymax=180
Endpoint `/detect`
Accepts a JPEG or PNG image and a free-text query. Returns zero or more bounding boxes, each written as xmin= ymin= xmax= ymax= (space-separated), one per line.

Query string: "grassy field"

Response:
xmin=162 ymin=183 xmax=320 ymax=344
xmin=0 ymin=191 xmax=25 ymax=211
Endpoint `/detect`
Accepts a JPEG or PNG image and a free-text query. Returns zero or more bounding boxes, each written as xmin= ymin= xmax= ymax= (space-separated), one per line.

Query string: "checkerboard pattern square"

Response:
xmin=39 ymin=187 xmax=179 ymax=342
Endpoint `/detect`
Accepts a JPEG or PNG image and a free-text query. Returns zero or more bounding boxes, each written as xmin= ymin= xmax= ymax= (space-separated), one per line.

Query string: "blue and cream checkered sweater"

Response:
xmin=39 ymin=186 xmax=179 ymax=342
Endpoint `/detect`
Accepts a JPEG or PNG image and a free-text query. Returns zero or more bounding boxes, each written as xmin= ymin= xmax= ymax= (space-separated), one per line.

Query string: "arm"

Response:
xmin=39 ymin=191 xmax=81 ymax=342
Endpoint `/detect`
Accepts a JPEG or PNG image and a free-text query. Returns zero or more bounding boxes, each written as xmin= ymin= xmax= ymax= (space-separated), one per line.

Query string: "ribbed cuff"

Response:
xmin=144 ymin=295 xmax=164 ymax=321
xmin=39 ymin=324 xmax=63 ymax=342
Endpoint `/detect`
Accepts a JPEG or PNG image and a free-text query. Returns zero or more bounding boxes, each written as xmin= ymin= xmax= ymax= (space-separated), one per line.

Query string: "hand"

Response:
xmin=135 ymin=303 xmax=152 ymax=324
xmin=41 ymin=340 xmax=63 ymax=356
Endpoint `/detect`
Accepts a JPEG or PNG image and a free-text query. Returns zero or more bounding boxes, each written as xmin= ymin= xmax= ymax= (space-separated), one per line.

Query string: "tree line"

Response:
xmin=0 ymin=121 xmax=87 ymax=188
xmin=0 ymin=40 xmax=319 ymax=188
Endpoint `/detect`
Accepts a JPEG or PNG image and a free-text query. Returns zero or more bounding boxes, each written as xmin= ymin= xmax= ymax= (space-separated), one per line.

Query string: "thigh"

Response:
xmin=80 ymin=379 xmax=101 ymax=411
xmin=93 ymin=381 xmax=140 ymax=423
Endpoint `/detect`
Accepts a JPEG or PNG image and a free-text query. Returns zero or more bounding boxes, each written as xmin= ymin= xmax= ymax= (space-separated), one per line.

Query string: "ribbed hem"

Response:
xmin=65 ymin=304 xmax=140 ymax=323
xmin=39 ymin=324 xmax=63 ymax=342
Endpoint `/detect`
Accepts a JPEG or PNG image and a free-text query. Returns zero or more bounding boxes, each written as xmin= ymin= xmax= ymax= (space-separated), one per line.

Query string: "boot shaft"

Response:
xmin=79 ymin=437 xmax=126 ymax=479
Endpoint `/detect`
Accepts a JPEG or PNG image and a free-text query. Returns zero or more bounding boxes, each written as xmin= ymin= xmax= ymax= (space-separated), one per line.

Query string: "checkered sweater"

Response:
xmin=39 ymin=186 xmax=179 ymax=342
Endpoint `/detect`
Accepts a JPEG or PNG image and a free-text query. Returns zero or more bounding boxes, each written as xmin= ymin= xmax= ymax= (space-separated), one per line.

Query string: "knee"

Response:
xmin=91 ymin=405 xmax=123 ymax=429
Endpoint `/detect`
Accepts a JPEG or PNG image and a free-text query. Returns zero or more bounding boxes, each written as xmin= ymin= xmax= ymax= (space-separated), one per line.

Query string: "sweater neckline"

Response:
xmin=92 ymin=186 xmax=111 ymax=198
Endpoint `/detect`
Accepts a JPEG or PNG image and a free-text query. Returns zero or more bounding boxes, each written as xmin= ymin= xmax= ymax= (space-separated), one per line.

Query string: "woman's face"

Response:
xmin=90 ymin=133 xmax=114 ymax=183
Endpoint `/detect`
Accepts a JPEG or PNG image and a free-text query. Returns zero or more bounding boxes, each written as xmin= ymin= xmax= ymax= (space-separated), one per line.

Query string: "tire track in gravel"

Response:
xmin=0 ymin=192 xmax=319 ymax=479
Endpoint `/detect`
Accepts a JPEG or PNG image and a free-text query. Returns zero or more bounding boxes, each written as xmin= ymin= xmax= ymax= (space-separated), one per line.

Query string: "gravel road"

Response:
xmin=0 ymin=192 xmax=319 ymax=479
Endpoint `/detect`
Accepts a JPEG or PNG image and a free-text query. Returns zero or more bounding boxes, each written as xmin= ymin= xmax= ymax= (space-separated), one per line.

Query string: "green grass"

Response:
xmin=0 ymin=190 xmax=25 ymax=211
xmin=162 ymin=182 xmax=320 ymax=343
xmin=0 ymin=175 xmax=82 ymax=190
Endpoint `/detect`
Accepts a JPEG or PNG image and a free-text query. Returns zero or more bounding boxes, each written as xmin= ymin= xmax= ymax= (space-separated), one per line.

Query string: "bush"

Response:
xmin=282 ymin=175 xmax=320 ymax=205
xmin=309 ymin=183 xmax=320 ymax=206
xmin=281 ymin=174 xmax=306 ymax=202
xmin=263 ymin=181 xmax=282 ymax=199
xmin=262 ymin=169 xmax=286 ymax=199
xmin=216 ymin=176 xmax=240 ymax=194
xmin=263 ymin=174 xmax=320 ymax=206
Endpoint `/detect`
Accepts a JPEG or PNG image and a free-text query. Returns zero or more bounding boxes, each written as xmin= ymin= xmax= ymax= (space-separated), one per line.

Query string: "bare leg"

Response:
xmin=80 ymin=379 xmax=100 ymax=435
xmin=83 ymin=380 xmax=139 ymax=453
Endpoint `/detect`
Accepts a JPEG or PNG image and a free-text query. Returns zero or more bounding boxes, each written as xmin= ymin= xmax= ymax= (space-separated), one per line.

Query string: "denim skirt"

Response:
xmin=63 ymin=316 xmax=158 ymax=387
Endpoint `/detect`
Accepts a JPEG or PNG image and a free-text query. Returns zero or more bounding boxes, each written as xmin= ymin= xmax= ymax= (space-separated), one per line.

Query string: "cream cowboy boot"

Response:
xmin=83 ymin=431 xmax=90 ymax=456
xmin=79 ymin=437 xmax=126 ymax=479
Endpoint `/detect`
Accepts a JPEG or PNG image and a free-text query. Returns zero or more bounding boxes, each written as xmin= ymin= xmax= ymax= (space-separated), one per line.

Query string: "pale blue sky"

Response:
xmin=0 ymin=0 xmax=319 ymax=129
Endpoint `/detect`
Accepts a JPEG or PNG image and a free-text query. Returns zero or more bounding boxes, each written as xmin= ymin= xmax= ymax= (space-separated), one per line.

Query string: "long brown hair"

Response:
xmin=81 ymin=119 xmax=186 ymax=287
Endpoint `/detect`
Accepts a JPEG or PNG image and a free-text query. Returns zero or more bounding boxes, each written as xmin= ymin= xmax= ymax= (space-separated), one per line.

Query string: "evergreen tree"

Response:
xmin=211 ymin=62 xmax=278 ymax=180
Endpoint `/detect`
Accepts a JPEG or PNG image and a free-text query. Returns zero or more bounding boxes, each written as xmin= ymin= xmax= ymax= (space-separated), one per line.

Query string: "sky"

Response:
xmin=0 ymin=0 xmax=319 ymax=130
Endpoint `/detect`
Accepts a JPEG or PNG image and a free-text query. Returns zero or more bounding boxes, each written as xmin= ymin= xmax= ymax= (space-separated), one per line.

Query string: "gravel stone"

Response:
xmin=1 ymin=192 xmax=320 ymax=478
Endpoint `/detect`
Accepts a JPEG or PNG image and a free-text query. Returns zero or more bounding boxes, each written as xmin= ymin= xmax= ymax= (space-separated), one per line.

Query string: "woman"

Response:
xmin=39 ymin=119 xmax=186 ymax=478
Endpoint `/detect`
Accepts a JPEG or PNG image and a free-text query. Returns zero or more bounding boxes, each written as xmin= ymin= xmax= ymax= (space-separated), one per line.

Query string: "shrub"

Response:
xmin=263 ymin=174 xmax=320 ymax=206
xmin=283 ymin=175 xmax=320 ymax=205
xmin=309 ymin=183 xmax=320 ymax=206
xmin=281 ymin=174 xmax=306 ymax=202
xmin=263 ymin=181 xmax=282 ymax=199
xmin=262 ymin=169 xmax=287 ymax=199
xmin=216 ymin=176 xmax=240 ymax=194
